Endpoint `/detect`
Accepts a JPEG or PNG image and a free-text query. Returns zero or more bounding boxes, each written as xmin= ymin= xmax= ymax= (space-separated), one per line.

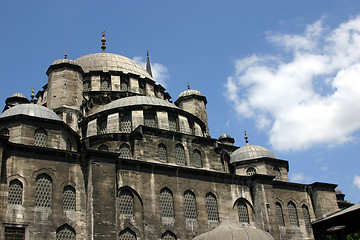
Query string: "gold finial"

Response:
xmin=30 ymin=88 xmax=35 ymax=103
xmin=64 ymin=51 xmax=67 ymax=59
xmin=101 ymin=31 xmax=106 ymax=53
xmin=187 ymin=82 xmax=190 ymax=90
xmin=244 ymin=131 xmax=249 ymax=145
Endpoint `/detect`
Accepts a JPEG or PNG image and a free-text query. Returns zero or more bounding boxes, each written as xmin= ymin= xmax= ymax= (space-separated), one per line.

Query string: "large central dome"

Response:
xmin=76 ymin=53 xmax=153 ymax=80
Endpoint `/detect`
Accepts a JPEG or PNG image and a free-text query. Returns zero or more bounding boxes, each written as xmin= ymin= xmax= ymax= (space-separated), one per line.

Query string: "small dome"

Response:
xmin=230 ymin=144 xmax=277 ymax=163
xmin=76 ymin=53 xmax=153 ymax=80
xmin=94 ymin=96 xmax=180 ymax=115
xmin=193 ymin=218 xmax=273 ymax=240
xmin=178 ymin=89 xmax=203 ymax=99
xmin=10 ymin=93 xmax=26 ymax=98
xmin=219 ymin=134 xmax=232 ymax=140
xmin=0 ymin=104 xmax=62 ymax=121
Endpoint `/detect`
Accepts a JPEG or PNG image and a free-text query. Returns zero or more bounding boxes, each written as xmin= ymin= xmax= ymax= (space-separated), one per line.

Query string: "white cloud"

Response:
xmin=353 ymin=175 xmax=360 ymax=190
xmin=133 ymin=56 xmax=169 ymax=87
xmin=225 ymin=16 xmax=360 ymax=151
xmin=290 ymin=172 xmax=312 ymax=183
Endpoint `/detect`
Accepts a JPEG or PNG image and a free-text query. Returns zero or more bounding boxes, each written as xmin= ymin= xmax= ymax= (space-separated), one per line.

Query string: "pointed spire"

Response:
xmin=244 ymin=131 xmax=249 ymax=145
xmin=30 ymin=88 xmax=35 ymax=103
xmin=64 ymin=51 xmax=67 ymax=59
xmin=101 ymin=31 xmax=106 ymax=53
xmin=146 ymin=50 xmax=153 ymax=77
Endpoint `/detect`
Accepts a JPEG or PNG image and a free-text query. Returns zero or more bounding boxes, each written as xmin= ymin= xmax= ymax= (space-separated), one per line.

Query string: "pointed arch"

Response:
xmin=288 ymin=201 xmax=299 ymax=226
xmin=119 ymin=228 xmax=136 ymax=240
xmin=119 ymin=143 xmax=131 ymax=159
xmin=275 ymin=202 xmax=285 ymax=226
xmin=161 ymin=230 xmax=177 ymax=240
xmin=193 ymin=149 xmax=202 ymax=168
xmin=8 ymin=179 xmax=23 ymax=205
xmin=302 ymin=204 xmax=311 ymax=232
xmin=205 ymin=192 xmax=219 ymax=222
xmin=184 ymin=190 xmax=197 ymax=220
xmin=175 ymin=144 xmax=185 ymax=165
xmin=34 ymin=128 xmax=47 ymax=147
xmin=158 ymin=143 xmax=168 ymax=162
xmin=56 ymin=224 xmax=76 ymax=240
xmin=35 ymin=173 xmax=52 ymax=208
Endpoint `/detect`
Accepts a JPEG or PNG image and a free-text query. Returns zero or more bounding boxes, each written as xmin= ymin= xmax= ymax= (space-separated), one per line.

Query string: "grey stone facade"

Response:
xmin=0 ymin=45 xmax=341 ymax=240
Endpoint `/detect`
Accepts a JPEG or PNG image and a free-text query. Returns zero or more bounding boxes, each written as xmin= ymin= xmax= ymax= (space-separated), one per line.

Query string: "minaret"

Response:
xmin=146 ymin=50 xmax=153 ymax=77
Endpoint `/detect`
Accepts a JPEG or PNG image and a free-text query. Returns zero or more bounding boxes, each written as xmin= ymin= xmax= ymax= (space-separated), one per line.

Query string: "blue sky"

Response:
xmin=1 ymin=1 xmax=360 ymax=203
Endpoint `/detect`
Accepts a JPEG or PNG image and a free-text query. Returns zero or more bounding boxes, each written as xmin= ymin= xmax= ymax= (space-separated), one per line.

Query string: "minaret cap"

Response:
xmin=244 ymin=131 xmax=249 ymax=145
xmin=146 ymin=50 xmax=153 ymax=77
xmin=101 ymin=31 xmax=106 ymax=53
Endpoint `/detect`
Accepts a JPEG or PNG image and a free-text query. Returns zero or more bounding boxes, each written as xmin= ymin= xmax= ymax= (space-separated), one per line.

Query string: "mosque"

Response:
xmin=0 ymin=33 xmax=347 ymax=240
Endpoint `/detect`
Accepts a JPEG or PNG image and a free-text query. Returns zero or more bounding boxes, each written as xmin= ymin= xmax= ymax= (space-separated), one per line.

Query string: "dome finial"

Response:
xmin=146 ymin=50 xmax=153 ymax=77
xmin=64 ymin=51 xmax=67 ymax=59
xmin=101 ymin=31 xmax=106 ymax=53
xmin=244 ymin=131 xmax=249 ymax=145
xmin=187 ymin=82 xmax=190 ymax=90
xmin=30 ymin=88 xmax=35 ymax=103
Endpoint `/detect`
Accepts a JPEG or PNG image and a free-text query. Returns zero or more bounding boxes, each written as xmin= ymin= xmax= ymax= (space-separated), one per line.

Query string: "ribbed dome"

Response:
xmin=193 ymin=218 xmax=273 ymax=240
xmin=0 ymin=104 xmax=62 ymax=121
xmin=178 ymin=89 xmax=203 ymax=99
xmin=76 ymin=53 xmax=153 ymax=80
xmin=230 ymin=144 xmax=277 ymax=163
xmin=11 ymin=93 xmax=26 ymax=98
xmin=94 ymin=96 xmax=180 ymax=115
xmin=219 ymin=134 xmax=232 ymax=140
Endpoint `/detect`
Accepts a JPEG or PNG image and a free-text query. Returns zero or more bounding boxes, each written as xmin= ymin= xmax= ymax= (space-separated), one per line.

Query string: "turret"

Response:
xmin=175 ymin=86 xmax=209 ymax=136
xmin=46 ymin=57 xmax=84 ymax=132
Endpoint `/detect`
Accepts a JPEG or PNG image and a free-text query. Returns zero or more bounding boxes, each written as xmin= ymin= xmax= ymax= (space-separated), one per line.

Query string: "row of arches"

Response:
xmin=275 ymin=201 xmax=312 ymax=231
xmin=4 ymin=224 xmax=76 ymax=240
xmin=8 ymin=174 xmax=76 ymax=211
xmin=119 ymin=228 xmax=177 ymax=240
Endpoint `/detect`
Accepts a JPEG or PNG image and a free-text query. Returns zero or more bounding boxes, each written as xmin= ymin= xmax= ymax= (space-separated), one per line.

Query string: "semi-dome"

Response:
xmin=193 ymin=218 xmax=273 ymax=240
xmin=230 ymin=144 xmax=277 ymax=163
xmin=178 ymin=89 xmax=203 ymax=99
xmin=76 ymin=53 xmax=153 ymax=80
xmin=0 ymin=104 xmax=62 ymax=121
xmin=94 ymin=96 xmax=180 ymax=115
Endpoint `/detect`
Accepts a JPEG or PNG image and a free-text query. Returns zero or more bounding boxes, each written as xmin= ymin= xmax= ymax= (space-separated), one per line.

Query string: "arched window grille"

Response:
xmin=288 ymin=201 xmax=299 ymax=226
xmin=237 ymin=200 xmax=249 ymax=223
xmin=273 ymin=167 xmax=281 ymax=180
xmin=139 ymin=81 xmax=146 ymax=95
xmin=275 ymin=202 xmax=285 ymax=226
xmin=193 ymin=150 xmax=202 ymax=168
xmin=34 ymin=129 xmax=47 ymax=147
xmin=119 ymin=228 xmax=136 ymax=240
xmin=83 ymin=79 xmax=91 ymax=91
xmin=56 ymin=224 xmax=76 ymax=240
xmin=66 ymin=138 xmax=72 ymax=151
xmin=119 ymin=144 xmax=131 ymax=159
xmin=98 ymin=118 xmax=107 ymax=134
xmin=8 ymin=179 xmax=23 ymax=205
xmin=100 ymin=76 xmax=110 ymax=91
xmin=35 ymin=174 xmax=52 ymax=208
xmin=121 ymin=76 xmax=129 ymax=91
xmin=98 ymin=145 xmax=109 ymax=152
xmin=246 ymin=167 xmax=256 ymax=176
xmin=144 ymin=112 xmax=157 ymax=128
xmin=5 ymin=227 xmax=25 ymax=240
xmin=168 ymin=114 xmax=178 ymax=132
xmin=0 ymin=128 xmax=9 ymax=136
xmin=158 ymin=144 xmax=167 ymax=162
xmin=184 ymin=190 xmax=197 ymax=219
xmin=161 ymin=231 xmax=177 ymax=240
xmin=302 ymin=205 xmax=311 ymax=231
xmin=120 ymin=113 xmax=132 ymax=133
xmin=63 ymin=186 xmax=76 ymax=211
xmin=206 ymin=193 xmax=219 ymax=222
xmin=119 ymin=189 xmax=134 ymax=216
xmin=160 ymin=188 xmax=174 ymax=218
xmin=175 ymin=144 xmax=185 ymax=165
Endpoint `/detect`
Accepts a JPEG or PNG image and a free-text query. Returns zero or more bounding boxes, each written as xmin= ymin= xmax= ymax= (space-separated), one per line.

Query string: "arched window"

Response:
xmin=273 ymin=167 xmax=281 ymax=180
xmin=63 ymin=185 xmax=76 ymax=211
xmin=34 ymin=129 xmax=47 ymax=147
xmin=119 ymin=189 xmax=134 ymax=216
xmin=8 ymin=179 xmax=23 ymax=205
xmin=56 ymin=224 xmax=76 ymax=240
xmin=158 ymin=144 xmax=167 ymax=162
xmin=206 ymin=193 xmax=219 ymax=222
xmin=288 ymin=201 xmax=299 ymax=226
xmin=175 ymin=144 xmax=185 ymax=165
xmin=275 ymin=202 xmax=285 ymax=226
xmin=237 ymin=200 xmax=249 ymax=223
xmin=35 ymin=174 xmax=52 ymax=208
xmin=100 ymin=76 xmax=110 ymax=91
xmin=66 ymin=138 xmax=72 ymax=151
xmin=160 ymin=188 xmax=174 ymax=218
xmin=119 ymin=144 xmax=131 ymax=159
xmin=0 ymin=128 xmax=9 ymax=136
xmin=302 ymin=205 xmax=311 ymax=231
xmin=193 ymin=149 xmax=202 ymax=168
xmin=121 ymin=76 xmax=129 ymax=91
xmin=98 ymin=144 xmax=108 ymax=152
xmin=119 ymin=228 xmax=136 ymax=240
xmin=184 ymin=190 xmax=197 ymax=220
xmin=120 ymin=113 xmax=132 ymax=133
xmin=98 ymin=118 xmax=107 ymax=134
xmin=144 ymin=112 xmax=157 ymax=128
xmin=161 ymin=231 xmax=177 ymax=240
xmin=139 ymin=81 xmax=146 ymax=95
xmin=168 ymin=114 xmax=178 ymax=132
xmin=246 ymin=167 xmax=256 ymax=176
xmin=83 ymin=79 xmax=91 ymax=91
